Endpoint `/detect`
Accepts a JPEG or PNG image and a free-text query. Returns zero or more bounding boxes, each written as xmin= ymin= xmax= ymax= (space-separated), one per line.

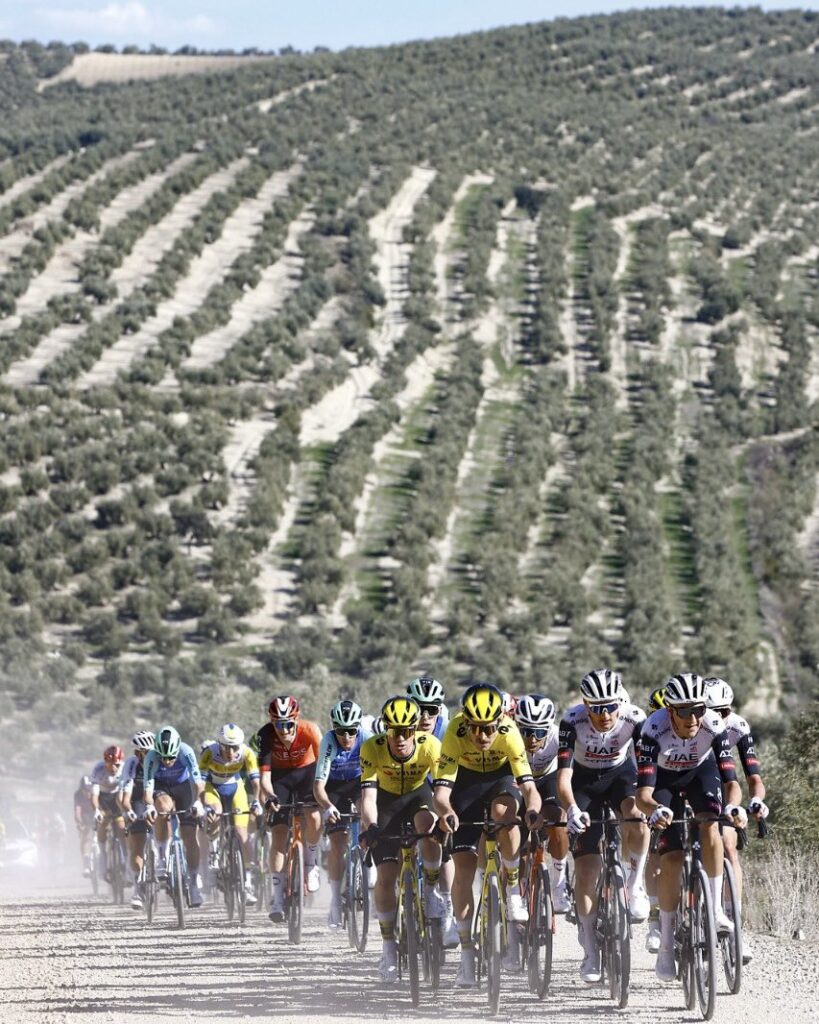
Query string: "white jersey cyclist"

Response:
xmin=90 ymin=759 xmax=125 ymax=795
xmin=637 ymin=707 xmax=735 ymax=776
xmin=527 ymin=725 xmax=560 ymax=777
xmin=558 ymin=702 xmax=645 ymax=771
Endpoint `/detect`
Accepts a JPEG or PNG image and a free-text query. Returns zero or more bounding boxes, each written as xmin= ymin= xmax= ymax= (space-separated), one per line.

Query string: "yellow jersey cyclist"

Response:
xmin=359 ymin=696 xmax=442 ymax=984
xmin=199 ymin=723 xmax=263 ymax=905
xmin=704 ymin=676 xmax=767 ymax=965
xmin=433 ymin=684 xmax=542 ymax=988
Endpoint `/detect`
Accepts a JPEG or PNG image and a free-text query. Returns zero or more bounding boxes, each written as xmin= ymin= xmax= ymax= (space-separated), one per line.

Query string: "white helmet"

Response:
xmin=664 ymin=672 xmax=707 ymax=706
xmin=406 ymin=676 xmax=445 ymax=705
xmin=131 ymin=731 xmax=155 ymax=751
xmin=515 ymin=694 xmax=556 ymax=729
xmin=501 ymin=691 xmax=518 ymax=715
xmin=217 ymin=723 xmax=244 ymax=746
xmin=330 ymin=699 xmax=363 ymax=729
xmin=620 ymin=688 xmax=631 ymax=705
xmin=704 ymin=677 xmax=734 ymax=710
xmin=371 ymin=715 xmax=386 ymax=735
xmin=580 ymin=669 xmax=624 ymax=703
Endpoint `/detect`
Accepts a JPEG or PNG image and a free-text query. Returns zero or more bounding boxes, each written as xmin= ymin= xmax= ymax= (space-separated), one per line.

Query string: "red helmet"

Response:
xmin=104 ymin=745 xmax=124 ymax=764
xmin=268 ymin=695 xmax=300 ymax=720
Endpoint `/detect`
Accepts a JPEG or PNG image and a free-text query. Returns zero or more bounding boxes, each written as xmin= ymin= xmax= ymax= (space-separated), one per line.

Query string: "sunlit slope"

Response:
xmin=0 ymin=8 xmax=816 ymax=746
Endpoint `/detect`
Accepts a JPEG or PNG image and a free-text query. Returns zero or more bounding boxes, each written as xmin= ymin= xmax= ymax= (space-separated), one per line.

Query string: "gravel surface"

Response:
xmin=2 ymin=872 xmax=815 ymax=1024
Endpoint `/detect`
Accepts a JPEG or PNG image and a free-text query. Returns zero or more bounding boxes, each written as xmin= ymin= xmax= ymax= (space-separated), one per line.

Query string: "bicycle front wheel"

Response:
xmin=171 ymin=844 xmax=186 ymax=930
xmin=231 ymin=833 xmax=246 ymax=925
xmin=349 ymin=847 xmax=369 ymax=953
xmin=527 ymin=863 xmax=554 ymax=999
xmin=484 ymin=875 xmax=502 ymax=1014
xmin=402 ymin=870 xmax=421 ymax=1007
xmin=143 ymin=844 xmax=157 ymax=925
xmin=288 ymin=842 xmax=304 ymax=944
xmin=221 ymin=842 xmax=234 ymax=922
xmin=721 ymin=859 xmax=742 ymax=995
xmin=110 ymin=837 xmax=125 ymax=906
xmin=606 ymin=865 xmax=631 ymax=1009
xmin=691 ymin=862 xmax=718 ymax=1020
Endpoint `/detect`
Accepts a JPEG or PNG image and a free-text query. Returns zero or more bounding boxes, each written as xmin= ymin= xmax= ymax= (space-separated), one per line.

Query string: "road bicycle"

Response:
xmin=208 ymin=806 xmax=248 ymax=924
xmin=335 ymin=812 xmax=370 ymax=952
xmin=719 ymin=813 xmax=766 ymax=995
xmin=520 ymin=825 xmax=555 ymax=999
xmin=590 ymin=809 xmax=632 ymax=1009
xmin=156 ymin=809 xmax=192 ymax=930
xmin=88 ymin=832 xmax=101 ymax=896
xmin=274 ymin=801 xmax=318 ymax=944
xmin=98 ymin=814 xmax=127 ymax=906
xmin=391 ymin=823 xmax=441 ymax=1007
xmin=134 ymin=823 xmax=160 ymax=924
xmin=249 ymin=811 xmax=272 ymax=911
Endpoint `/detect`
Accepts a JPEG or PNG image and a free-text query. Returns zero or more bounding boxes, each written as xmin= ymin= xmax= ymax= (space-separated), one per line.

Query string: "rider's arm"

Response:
xmin=635 ymin=733 xmax=661 ymax=815
xmin=735 ymin=727 xmax=765 ymax=800
xmin=518 ymin=778 xmax=542 ymax=816
xmin=360 ymin=785 xmax=378 ymax=831
xmin=142 ymin=753 xmax=156 ymax=806
xmin=431 ymin=723 xmax=459 ymax=820
xmin=312 ymin=732 xmax=335 ymax=810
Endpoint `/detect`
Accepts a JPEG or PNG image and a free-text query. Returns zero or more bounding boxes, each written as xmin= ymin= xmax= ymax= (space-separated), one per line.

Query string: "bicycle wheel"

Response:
xmin=349 ymin=847 xmax=369 ymax=953
xmin=113 ymin=836 xmax=126 ymax=906
xmin=527 ymin=863 xmax=554 ymax=999
xmin=288 ymin=842 xmax=304 ymax=944
xmin=402 ymin=870 xmax=421 ymax=1007
xmin=171 ymin=843 xmax=186 ymax=930
xmin=679 ymin=862 xmax=696 ymax=1011
xmin=89 ymin=841 xmax=100 ymax=896
xmin=691 ymin=862 xmax=718 ymax=1020
xmin=721 ymin=859 xmax=742 ymax=995
xmin=143 ymin=844 xmax=157 ymax=925
xmin=606 ymin=864 xmax=631 ymax=1009
xmin=427 ymin=917 xmax=442 ymax=992
xmin=231 ymin=832 xmax=246 ymax=925
xmin=221 ymin=840 xmax=234 ymax=922
xmin=484 ymin=874 xmax=502 ymax=1015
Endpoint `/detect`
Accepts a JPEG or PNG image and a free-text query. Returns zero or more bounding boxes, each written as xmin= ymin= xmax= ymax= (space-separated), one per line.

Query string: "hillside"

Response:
xmin=0 ymin=9 xmax=816 ymax=755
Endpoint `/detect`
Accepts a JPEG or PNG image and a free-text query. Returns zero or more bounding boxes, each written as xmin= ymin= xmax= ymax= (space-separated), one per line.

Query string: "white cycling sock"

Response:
xmin=305 ymin=843 xmax=319 ymax=867
xmin=329 ymin=878 xmax=342 ymax=899
xmin=549 ymin=858 xmax=567 ymax=889
xmin=158 ymin=840 xmax=169 ymax=859
xmin=708 ymin=872 xmax=724 ymax=912
xmin=271 ymin=871 xmax=285 ymax=894
xmin=660 ymin=909 xmax=675 ymax=947
xmin=577 ymin=912 xmax=595 ymax=952
xmin=628 ymin=849 xmax=648 ymax=888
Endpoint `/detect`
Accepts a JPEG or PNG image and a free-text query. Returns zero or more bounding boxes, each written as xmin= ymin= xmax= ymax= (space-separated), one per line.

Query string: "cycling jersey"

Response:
xmin=314 ymin=725 xmax=372 ymax=784
xmin=143 ymin=742 xmax=201 ymax=795
xmin=636 ymin=708 xmax=737 ymax=787
xmin=722 ymin=711 xmax=761 ymax=777
xmin=199 ymin=742 xmax=259 ymax=786
xmin=434 ymin=713 xmax=532 ymax=785
xmin=258 ymin=720 xmax=322 ymax=772
xmin=525 ymin=724 xmax=560 ymax=778
xmin=361 ymin=733 xmax=441 ymax=795
xmin=557 ymin=703 xmax=645 ymax=771
xmin=120 ymin=755 xmax=145 ymax=793
xmin=90 ymin=760 xmax=125 ymax=795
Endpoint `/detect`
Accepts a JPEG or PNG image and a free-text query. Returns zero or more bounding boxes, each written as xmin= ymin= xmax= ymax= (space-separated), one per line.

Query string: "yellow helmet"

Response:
xmin=462 ymin=684 xmax=503 ymax=724
xmin=381 ymin=696 xmax=420 ymax=729
xmin=648 ymin=686 xmax=667 ymax=712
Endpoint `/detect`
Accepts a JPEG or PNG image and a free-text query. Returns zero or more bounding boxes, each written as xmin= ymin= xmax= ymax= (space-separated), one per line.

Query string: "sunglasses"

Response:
xmin=715 ymin=707 xmax=731 ymax=718
xmin=418 ymin=704 xmax=441 ymax=716
xmin=466 ymin=721 xmax=499 ymax=736
xmin=387 ymin=727 xmax=415 ymax=740
xmin=160 ymin=756 xmax=176 ymax=764
xmin=587 ymin=702 xmax=620 ymax=715
xmin=274 ymin=720 xmax=297 ymax=732
xmin=672 ymin=704 xmax=707 ymax=720
xmin=334 ymin=727 xmax=359 ymax=737
xmin=520 ymin=727 xmax=548 ymax=739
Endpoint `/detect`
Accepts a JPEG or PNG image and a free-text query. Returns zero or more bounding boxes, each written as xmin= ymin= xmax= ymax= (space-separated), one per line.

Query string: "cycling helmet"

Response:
xmin=580 ymin=669 xmax=624 ymax=703
xmin=620 ymin=688 xmax=631 ymax=705
xmin=269 ymin=695 xmax=300 ymax=720
xmin=154 ymin=725 xmax=181 ymax=759
xmin=103 ymin=745 xmax=124 ymax=764
xmin=462 ymin=684 xmax=504 ymax=724
xmin=381 ymin=696 xmax=421 ymax=729
xmin=664 ymin=673 xmax=707 ymax=706
xmin=371 ymin=715 xmax=386 ymax=735
xmin=218 ymin=723 xmax=244 ymax=746
xmin=501 ymin=691 xmax=518 ymax=715
xmin=515 ymin=694 xmax=556 ymax=729
xmin=704 ymin=678 xmax=734 ymax=710
xmin=131 ymin=731 xmax=155 ymax=752
xmin=330 ymin=699 xmax=363 ymax=729
xmin=406 ymin=676 xmax=445 ymax=705
xmin=647 ymin=687 xmax=667 ymax=712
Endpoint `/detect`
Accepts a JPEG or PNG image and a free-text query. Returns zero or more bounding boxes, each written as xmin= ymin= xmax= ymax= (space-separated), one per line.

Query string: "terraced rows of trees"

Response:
xmin=0 ymin=9 xmax=816 ymax=763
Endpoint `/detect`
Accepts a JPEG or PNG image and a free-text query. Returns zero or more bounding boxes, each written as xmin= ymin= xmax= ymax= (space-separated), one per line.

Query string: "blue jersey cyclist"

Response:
xmin=143 ymin=724 xmax=206 ymax=907
xmin=407 ymin=675 xmax=450 ymax=741
xmin=313 ymin=699 xmax=373 ymax=929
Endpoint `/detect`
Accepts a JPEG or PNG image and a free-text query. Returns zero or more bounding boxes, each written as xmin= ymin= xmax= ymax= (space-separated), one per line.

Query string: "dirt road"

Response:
xmin=2 ymin=876 xmax=816 ymax=1024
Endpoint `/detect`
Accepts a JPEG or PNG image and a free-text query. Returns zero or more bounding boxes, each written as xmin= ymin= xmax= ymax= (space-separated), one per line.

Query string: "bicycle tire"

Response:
xmin=692 ymin=862 xmax=717 ymax=1020
xmin=607 ymin=865 xmax=631 ymax=1009
xmin=402 ymin=869 xmax=421 ymax=1007
xmin=144 ymin=843 xmax=157 ymax=925
xmin=721 ymin=859 xmax=742 ymax=995
xmin=222 ymin=838 xmax=234 ymax=922
xmin=288 ymin=841 xmax=304 ymax=944
xmin=231 ymin=832 xmax=246 ymax=925
xmin=527 ymin=863 xmax=553 ymax=999
xmin=349 ymin=847 xmax=369 ymax=953
xmin=89 ymin=842 xmax=99 ymax=896
xmin=172 ymin=843 xmax=186 ymax=930
xmin=485 ymin=874 xmax=502 ymax=1015
xmin=427 ymin=917 xmax=443 ymax=991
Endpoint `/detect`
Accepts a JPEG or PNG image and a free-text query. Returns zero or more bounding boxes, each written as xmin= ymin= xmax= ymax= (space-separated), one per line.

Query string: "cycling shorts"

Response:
xmin=204 ymin=780 xmax=250 ymax=826
xmin=325 ymin=778 xmax=361 ymax=835
xmin=535 ymin=771 xmax=558 ymax=806
xmin=570 ymin=760 xmax=637 ymax=858
xmin=372 ymin=782 xmax=434 ymax=866
xmin=98 ymin=791 xmax=123 ymax=820
xmin=652 ymin=757 xmax=723 ymax=855
xmin=448 ymin=765 xmax=521 ymax=854
xmin=269 ymin=763 xmax=316 ymax=825
xmin=153 ymin=779 xmax=197 ymax=828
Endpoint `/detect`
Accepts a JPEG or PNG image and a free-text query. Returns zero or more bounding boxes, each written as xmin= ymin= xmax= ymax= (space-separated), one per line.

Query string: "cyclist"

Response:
xmin=556 ymin=669 xmax=649 ymax=984
xmin=73 ymin=774 xmax=95 ymax=877
xmin=515 ymin=694 xmax=570 ymax=913
xmin=636 ymin=672 xmax=744 ymax=982
xmin=200 ymin=723 xmax=263 ymax=904
xmin=143 ymin=724 xmax=206 ymax=908
xmin=90 ymin=745 xmax=126 ymax=883
xmin=433 ymin=684 xmax=542 ymax=988
xmin=704 ymin=676 xmax=767 ymax=964
xmin=314 ymin=699 xmax=372 ymax=929
xmin=120 ymin=731 xmax=155 ymax=910
xmin=407 ymin=676 xmax=457 ymax=944
xmin=644 ymin=685 xmax=668 ymax=953
xmin=257 ymin=695 xmax=322 ymax=921
xmin=359 ymin=696 xmax=442 ymax=983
